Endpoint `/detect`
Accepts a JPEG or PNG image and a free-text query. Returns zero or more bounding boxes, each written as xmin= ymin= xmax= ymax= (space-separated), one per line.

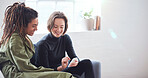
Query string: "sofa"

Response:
xmin=80 ymin=60 xmax=101 ymax=78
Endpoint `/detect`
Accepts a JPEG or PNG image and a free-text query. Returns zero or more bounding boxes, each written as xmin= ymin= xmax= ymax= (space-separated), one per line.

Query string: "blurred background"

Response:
xmin=0 ymin=0 xmax=148 ymax=78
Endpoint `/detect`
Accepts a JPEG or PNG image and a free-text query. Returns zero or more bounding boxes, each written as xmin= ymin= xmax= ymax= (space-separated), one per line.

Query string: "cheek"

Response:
xmin=51 ymin=28 xmax=55 ymax=32
xmin=62 ymin=28 xmax=65 ymax=32
xmin=60 ymin=28 xmax=65 ymax=33
xmin=31 ymin=27 xmax=35 ymax=31
xmin=28 ymin=28 xmax=34 ymax=33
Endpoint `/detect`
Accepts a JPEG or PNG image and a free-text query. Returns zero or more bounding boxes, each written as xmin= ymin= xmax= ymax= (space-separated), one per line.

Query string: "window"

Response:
xmin=25 ymin=0 xmax=101 ymax=34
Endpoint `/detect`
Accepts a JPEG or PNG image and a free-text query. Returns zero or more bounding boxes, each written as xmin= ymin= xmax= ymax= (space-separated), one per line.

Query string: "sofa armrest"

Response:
xmin=80 ymin=60 xmax=101 ymax=78
xmin=92 ymin=60 xmax=101 ymax=78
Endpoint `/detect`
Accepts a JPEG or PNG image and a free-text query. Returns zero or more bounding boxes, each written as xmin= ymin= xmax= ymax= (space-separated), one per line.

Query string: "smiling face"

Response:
xmin=25 ymin=18 xmax=38 ymax=36
xmin=51 ymin=18 xmax=65 ymax=38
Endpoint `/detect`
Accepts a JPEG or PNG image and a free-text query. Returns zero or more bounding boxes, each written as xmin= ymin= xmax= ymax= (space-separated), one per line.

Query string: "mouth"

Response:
xmin=52 ymin=32 xmax=62 ymax=37
xmin=55 ymin=32 xmax=61 ymax=35
xmin=31 ymin=31 xmax=35 ymax=35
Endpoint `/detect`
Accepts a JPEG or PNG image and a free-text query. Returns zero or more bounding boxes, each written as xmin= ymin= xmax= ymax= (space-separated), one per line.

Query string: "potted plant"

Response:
xmin=81 ymin=9 xmax=94 ymax=30
xmin=83 ymin=9 xmax=93 ymax=19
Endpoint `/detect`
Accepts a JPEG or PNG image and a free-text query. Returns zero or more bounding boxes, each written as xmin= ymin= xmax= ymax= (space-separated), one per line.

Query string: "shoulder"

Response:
xmin=37 ymin=33 xmax=51 ymax=43
xmin=36 ymin=39 xmax=46 ymax=47
xmin=62 ymin=34 xmax=73 ymax=43
xmin=10 ymin=33 xmax=23 ymax=44
xmin=35 ymin=34 xmax=51 ymax=47
xmin=0 ymin=33 xmax=21 ymax=51
xmin=40 ymin=33 xmax=51 ymax=40
xmin=11 ymin=33 xmax=21 ymax=40
xmin=8 ymin=33 xmax=25 ymax=50
xmin=63 ymin=34 xmax=71 ymax=39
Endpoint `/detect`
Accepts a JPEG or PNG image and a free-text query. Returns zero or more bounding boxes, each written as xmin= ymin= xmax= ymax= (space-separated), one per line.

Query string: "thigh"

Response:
xmin=63 ymin=59 xmax=91 ymax=76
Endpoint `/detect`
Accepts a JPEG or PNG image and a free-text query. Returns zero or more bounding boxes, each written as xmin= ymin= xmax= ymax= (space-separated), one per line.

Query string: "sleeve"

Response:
xmin=65 ymin=35 xmax=78 ymax=59
xmin=7 ymin=35 xmax=54 ymax=72
xmin=36 ymin=41 xmax=59 ymax=71
xmin=35 ymin=42 xmax=50 ymax=68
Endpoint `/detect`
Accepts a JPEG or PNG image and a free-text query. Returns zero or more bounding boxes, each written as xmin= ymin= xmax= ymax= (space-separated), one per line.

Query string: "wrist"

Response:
xmin=57 ymin=66 xmax=63 ymax=71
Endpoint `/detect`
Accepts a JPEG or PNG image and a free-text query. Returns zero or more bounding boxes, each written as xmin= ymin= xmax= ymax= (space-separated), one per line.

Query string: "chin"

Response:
xmin=53 ymin=33 xmax=62 ymax=38
xmin=55 ymin=35 xmax=61 ymax=38
xmin=28 ymin=33 xmax=34 ymax=36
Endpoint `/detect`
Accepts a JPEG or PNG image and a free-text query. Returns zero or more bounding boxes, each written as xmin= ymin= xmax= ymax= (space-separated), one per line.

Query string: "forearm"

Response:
xmin=57 ymin=65 xmax=63 ymax=71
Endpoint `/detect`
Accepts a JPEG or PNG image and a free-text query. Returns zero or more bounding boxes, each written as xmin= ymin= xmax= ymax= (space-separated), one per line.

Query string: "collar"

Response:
xmin=47 ymin=33 xmax=61 ymax=42
xmin=23 ymin=35 xmax=35 ymax=53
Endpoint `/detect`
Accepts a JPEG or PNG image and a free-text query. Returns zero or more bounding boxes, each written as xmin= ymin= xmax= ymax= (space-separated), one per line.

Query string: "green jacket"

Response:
xmin=0 ymin=33 xmax=74 ymax=78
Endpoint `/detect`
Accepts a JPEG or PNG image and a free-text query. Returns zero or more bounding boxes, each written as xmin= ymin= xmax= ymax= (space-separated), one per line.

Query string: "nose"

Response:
xmin=35 ymin=26 xmax=38 ymax=31
xmin=57 ymin=27 xmax=60 ymax=32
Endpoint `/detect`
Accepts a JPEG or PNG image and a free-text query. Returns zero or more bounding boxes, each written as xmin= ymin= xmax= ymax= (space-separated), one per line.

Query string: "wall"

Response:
xmin=100 ymin=0 xmax=148 ymax=78
xmin=0 ymin=0 xmax=148 ymax=78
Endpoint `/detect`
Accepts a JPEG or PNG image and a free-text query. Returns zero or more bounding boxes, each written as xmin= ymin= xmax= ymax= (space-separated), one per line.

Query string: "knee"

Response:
xmin=79 ymin=59 xmax=93 ymax=71
xmin=81 ymin=59 xmax=91 ymax=62
xmin=80 ymin=59 xmax=92 ymax=65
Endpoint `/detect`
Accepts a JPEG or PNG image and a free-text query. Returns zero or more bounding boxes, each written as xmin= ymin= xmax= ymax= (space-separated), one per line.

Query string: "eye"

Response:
xmin=60 ymin=26 xmax=64 ymax=28
xmin=54 ymin=25 xmax=58 ymax=28
xmin=32 ymin=25 xmax=36 ymax=28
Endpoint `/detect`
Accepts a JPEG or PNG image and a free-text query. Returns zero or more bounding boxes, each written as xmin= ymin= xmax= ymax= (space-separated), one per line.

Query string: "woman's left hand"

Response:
xmin=68 ymin=58 xmax=79 ymax=67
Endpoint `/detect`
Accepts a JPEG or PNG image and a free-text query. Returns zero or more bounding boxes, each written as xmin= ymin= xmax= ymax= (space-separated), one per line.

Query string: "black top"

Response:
xmin=31 ymin=33 xmax=77 ymax=70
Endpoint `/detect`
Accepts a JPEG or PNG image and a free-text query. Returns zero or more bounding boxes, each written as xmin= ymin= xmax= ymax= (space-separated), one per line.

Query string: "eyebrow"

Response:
xmin=33 ymin=24 xmax=38 ymax=26
xmin=54 ymin=24 xmax=64 ymax=26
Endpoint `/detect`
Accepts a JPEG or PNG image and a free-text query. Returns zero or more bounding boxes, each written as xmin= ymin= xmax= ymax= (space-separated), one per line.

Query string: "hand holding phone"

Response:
xmin=68 ymin=58 xmax=78 ymax=67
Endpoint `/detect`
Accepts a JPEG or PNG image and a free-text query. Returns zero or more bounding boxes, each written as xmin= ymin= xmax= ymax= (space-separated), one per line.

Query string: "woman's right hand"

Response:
xmin=61 ymin=57 xmax=70 ymax=70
